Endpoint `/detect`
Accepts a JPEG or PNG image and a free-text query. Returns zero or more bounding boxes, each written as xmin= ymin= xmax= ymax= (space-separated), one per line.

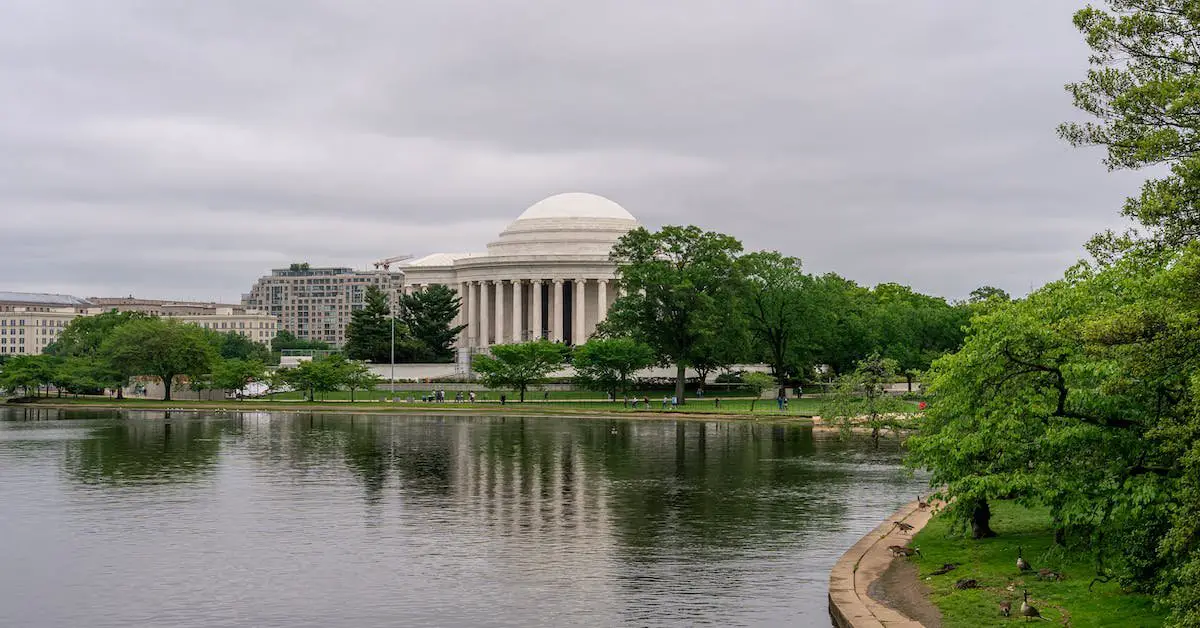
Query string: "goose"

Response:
xmin=1036 ymin=568 xmax=1064 ymax=581
xmin=887 ymin=545 xmax=921 ymax=557
xmin=999 ymin=600 xmax=1011 ymax=616
xmin=1017 ymin=546 xmax=1032 ymax=572
xmin=892 ymin=521 xmax=915 ymax=533
xmin=1020 ymin=589 xmax=1045 ymax=620
xmin=953 ymin=578 xmax=977 ymax=590
xmin=930 ymin=562 xmax=959 ymax=576
xmin=917 ymin=495 xmax=930 ymax=510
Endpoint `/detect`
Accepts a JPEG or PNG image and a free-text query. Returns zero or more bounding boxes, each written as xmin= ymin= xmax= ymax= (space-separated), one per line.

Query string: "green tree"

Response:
xmin=278 ymin=354 xmax=350 ymax=401
xmin=203 ymin=330 xmax=271 ymax=362
xmin=46 ymin=310 xmax=149 ymax=398
xmin=472 ymin=340 xmax=569 ymax=402
xmin=868 ymin=283 xmax=968 ymax=391
xmin=737 ymin=251 xmax=816 ymax=379
xmin=400 ymin=284 xmax=467 ymax=361
xmin=342 ymin=360 xmax=381 ymax=402
xmin=807 ymin=274 xmax=876 ymax=376
xmin=821 ymin=353 xmax=911 ymax=448
xmin=45 ymin=310 xmax=148 ymax=358
xmin=344 ymin=286 xmax=420 ymax=364
xmin=572 ymin=338 xmax=655 ymax=400
xmin=1060 ymin=0 xmax=1200 ymax=250
xmin=271 ymin=330 xmax=330 ymax=352
xmin=604 ymin=225 xmax=744 ymax=404
xmin=740 ymin=371 xmax=776 ymax=412
xmin=0 ymin=355 xmax=54 ymax=397
xmin=968 ymin=285 xmax=1011 ymax=304
xmin=54 ymin=356 xmax=105 ymax=396
xmin=211 ymin=358 xmax=266 ymax=399
xmin=907 ymin=247 xmax=1200 ymax=623
xmin=99 ymin=318 xmax=216 ymax=401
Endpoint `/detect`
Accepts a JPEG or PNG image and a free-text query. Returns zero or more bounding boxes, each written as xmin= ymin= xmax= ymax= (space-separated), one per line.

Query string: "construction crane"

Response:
xmin=373 ymin=254 xmax=413 ymax=271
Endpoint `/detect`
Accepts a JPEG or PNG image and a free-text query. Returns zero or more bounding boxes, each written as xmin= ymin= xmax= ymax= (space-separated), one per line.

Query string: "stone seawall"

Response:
xmin=828 ymin=499 xmax=933 ymax=627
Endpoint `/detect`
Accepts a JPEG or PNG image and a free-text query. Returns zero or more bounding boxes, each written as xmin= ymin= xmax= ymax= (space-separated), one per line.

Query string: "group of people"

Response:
xmin=415 ymin=390 xmax=477 ymax=403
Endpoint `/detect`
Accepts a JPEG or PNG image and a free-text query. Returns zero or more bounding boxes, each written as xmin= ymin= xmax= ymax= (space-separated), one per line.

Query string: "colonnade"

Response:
xmin=445 ymin=278 xmax=613 ymax=347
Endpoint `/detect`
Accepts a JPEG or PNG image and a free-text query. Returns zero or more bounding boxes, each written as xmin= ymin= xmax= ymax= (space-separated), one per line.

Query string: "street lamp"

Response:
xmin=390 ymin=282 xmax=396 ymax=401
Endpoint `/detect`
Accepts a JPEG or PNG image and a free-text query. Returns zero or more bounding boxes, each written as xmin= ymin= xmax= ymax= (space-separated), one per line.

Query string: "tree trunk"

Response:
xmin=675 ymin=363 xmax=686 ymax=405
xmin=519 ymin=387 xmax=525 ymax=402
xmin=116 ymin=386 xmax=124 ymax=400
xmin=162 ymin=376 xmax=173 ymax=401
xmin=969 ymin=499 xmax=997 ymax=539
xmin=906 ymin=373 xmax=913 ymax=392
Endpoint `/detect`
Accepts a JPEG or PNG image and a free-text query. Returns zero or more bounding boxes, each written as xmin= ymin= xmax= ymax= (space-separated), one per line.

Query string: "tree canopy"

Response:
xmin=604 ymin=225 xmax=744 ymax=403
xmin=99 ymin=318 xmax=216 ymax=401
xmin=908 ymin=4 xmax=1200 ymax=621
xmin=572 ymin=337 xmax=656 ymax=399
xmin=471 ymin=340 xmax=569 ymax=402
xmin=399 ymin=284 xmax=466 ymax=362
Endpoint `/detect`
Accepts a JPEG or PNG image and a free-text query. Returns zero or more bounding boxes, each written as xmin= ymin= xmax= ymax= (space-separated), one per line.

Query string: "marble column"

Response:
xmin=531 ymin=280 xmax=543 ymax=341
xmin=459 ymin=281 xmax=469 ymax=347
xmin=596 ymin=279 xmax=608 ymax=326
xmin=512 ymin=280 xmax=523 ymax=343
xmin=494 ymin=280 xmax=505 ymax=345
xmin=573 ymin=279 xmax=586 ymax=345
xmin=552 ymin=279 xmax=564 ymax=343
xmin=468 ymin=282 xmax=479 ymax=347
xmin=479 ymin=280 xmax=490 ymax=347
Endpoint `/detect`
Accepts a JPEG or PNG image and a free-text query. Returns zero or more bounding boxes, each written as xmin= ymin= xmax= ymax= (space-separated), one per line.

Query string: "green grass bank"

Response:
xmin=2 ymin=394 xmax=833 ymax=421
xmin=910 ymin=500 xmax=1164 ymax=627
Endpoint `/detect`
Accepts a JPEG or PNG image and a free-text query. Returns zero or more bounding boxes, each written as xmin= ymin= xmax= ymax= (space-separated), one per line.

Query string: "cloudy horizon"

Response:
xmin=1 ymin=1 xmax=1145 ymax=303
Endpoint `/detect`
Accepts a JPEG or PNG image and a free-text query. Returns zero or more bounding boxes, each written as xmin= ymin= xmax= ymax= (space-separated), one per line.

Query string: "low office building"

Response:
xmin=0 ymin=292 xmax=92 ymax=355
xmin=240 ymin=264 xmax=402 ymax=347
xmin=0 ymin=292 xmax=279 ymax=355
xmin=88 ymin=297 xmax=278 ymax=344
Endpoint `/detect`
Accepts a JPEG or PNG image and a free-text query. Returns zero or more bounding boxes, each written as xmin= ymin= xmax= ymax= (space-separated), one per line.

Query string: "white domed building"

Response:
xmin=400 ymin=193 xmax=640 ymax=351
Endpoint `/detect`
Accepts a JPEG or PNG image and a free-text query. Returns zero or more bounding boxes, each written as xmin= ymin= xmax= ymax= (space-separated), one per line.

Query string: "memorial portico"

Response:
xmin=399 ymin=193 xmax=638 ymax=352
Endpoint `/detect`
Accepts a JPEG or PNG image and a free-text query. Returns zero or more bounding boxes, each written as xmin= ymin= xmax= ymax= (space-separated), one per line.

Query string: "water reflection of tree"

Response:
xmin=589 ymin=421 xmax=851 ymax=556
xmin=62 ymin=414 xmax=224 ymax=485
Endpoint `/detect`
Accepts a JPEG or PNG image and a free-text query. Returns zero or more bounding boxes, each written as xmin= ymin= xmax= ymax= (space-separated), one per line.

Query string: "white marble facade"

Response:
xmin=399 ymin=193 xmax=638 ymax=349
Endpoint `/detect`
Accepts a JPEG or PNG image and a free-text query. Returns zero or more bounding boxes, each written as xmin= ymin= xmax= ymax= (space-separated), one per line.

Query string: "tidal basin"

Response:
xmin=0 ymin=408 xmax=923 ymax=627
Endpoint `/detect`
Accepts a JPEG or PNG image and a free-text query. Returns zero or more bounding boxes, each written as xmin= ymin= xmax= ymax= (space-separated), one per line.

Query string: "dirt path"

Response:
xmin=867 ymin=558 xmax=943 ymax=627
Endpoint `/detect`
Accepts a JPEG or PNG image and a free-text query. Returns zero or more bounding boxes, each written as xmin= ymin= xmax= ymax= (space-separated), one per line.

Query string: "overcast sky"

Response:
xmin=1 ymin=0 xmax=1144 ymax=302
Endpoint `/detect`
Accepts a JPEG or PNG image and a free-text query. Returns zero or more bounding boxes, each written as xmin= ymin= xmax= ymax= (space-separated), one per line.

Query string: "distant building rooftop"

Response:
xmin=0 ymin=291 xmax=93 ymax=307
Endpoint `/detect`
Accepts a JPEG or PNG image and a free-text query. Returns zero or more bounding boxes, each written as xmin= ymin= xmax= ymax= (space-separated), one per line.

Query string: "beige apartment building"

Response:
xmin=240 ymin=264 xmax=402 ymax=347
xmin=0 ymin=292 xmax=278 ymax=356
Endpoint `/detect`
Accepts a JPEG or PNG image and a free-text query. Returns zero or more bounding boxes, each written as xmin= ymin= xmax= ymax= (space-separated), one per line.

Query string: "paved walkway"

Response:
xmin=829 ymin=499 xmax=935 ymax=627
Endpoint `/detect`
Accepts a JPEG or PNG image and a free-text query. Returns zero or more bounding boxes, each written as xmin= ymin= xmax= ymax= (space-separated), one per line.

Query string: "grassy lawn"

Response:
xmin=911 ymin=500 xmax=1164 ymax=628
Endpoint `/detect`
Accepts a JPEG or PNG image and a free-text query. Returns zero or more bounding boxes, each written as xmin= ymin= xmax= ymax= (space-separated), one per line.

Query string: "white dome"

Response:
xmin=486 ymin=192 xmax=639 ymax=257
xmin=516 ymin=192 xmax=636 ymax=222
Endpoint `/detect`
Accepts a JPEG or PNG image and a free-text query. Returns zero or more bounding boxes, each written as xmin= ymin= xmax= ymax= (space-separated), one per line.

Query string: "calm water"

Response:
xmin=0 ymin=407 xmax=923 ymax=628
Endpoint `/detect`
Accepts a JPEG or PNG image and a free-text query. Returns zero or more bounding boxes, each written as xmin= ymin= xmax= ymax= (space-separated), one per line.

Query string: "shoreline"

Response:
xmin=828 ymin=499 xmax=936 ymax=628
xmin=2 ymin=398 xmax=818 ymax=424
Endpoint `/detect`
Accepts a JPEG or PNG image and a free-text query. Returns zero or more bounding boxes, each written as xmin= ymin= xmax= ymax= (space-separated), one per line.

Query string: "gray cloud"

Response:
xmin=0 ymin=0 xmax=1145 ymax=301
